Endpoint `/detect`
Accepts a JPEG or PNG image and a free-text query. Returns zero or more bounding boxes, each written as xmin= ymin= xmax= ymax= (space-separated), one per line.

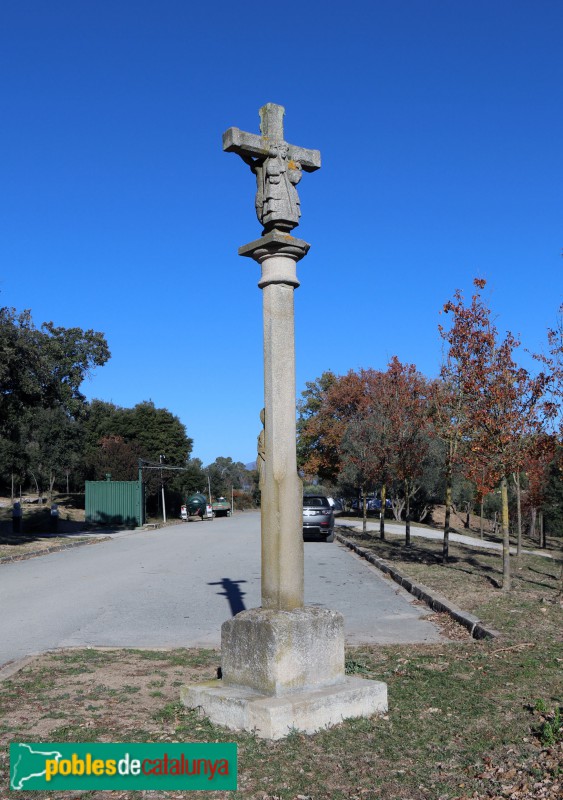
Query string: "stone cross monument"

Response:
xmin=224 ymin=102 xmax=320 ymax=612
xmin=182 ymin=104 xmax=387 ymax=739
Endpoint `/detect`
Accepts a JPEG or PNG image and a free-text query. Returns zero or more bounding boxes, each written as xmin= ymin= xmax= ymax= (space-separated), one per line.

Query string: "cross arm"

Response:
xmin=223 ymin=127 xmax=321 ymax=171
xmin=223 ymin=127 xmax=268 ymax=159
xmin=288 ymin=145 xmax=321 ymax=172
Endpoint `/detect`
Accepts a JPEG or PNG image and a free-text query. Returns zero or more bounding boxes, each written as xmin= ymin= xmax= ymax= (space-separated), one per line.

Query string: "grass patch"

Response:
xmin=1 ymin=640 xmax=561 ymax=798
xmin=0 ymin=534 xmax=91 ymax=559
xmin=344 ymin=528 xmax=562 ymax=619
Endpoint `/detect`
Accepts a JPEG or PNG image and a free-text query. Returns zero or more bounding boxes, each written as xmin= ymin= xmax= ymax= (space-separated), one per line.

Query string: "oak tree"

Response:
xmin=441 ymin=279 xmax=549 ymax=589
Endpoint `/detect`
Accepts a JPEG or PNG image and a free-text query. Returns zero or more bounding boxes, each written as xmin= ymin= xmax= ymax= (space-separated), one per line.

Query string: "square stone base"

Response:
xmin=221 ymin=606 xmax=345 ymax=695
xmin=181 ymin=676 xmax=388 ymax=740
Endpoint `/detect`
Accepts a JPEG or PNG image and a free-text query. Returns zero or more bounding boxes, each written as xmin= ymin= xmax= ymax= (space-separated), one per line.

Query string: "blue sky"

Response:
xmin=1 ymin=1 xmax=561 ymax=465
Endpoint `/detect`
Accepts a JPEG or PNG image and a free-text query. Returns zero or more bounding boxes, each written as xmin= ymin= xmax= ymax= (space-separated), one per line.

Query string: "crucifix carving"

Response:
xmin=223 ymin=103 xmax=321 ymax=234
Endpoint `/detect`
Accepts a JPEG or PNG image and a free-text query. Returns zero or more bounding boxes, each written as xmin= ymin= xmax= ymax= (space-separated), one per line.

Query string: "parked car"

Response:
xmin=303 ymin=495 xmax=334 ymax=542
xmin=330 ymin=498 xmax=344 ymax=514
xmin=351 ymin=496 xmax=392 ymax=512
xmin=350 ymin=497 xmax=372 ymax=511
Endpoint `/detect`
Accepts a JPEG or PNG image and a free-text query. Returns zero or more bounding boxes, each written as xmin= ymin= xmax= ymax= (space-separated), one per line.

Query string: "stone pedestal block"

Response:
xmin=181 ymin=606 xmax=388 ymax=739
xmin=221 ymin=607 xmax=345 ymax=696
xmin=181 ymin=676 xmax=388 ymax=740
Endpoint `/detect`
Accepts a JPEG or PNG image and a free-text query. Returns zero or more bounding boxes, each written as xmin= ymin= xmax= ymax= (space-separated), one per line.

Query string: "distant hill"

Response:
xmin=245 ymin=461 xmax=257 ymax=471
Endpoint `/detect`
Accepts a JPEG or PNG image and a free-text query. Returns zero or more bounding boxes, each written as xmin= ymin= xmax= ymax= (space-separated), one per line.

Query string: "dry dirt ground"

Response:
xmin=430 ymin=505 xmax=496 ymax=534
xmin=0 ymin=648 xmax=215 ymax=740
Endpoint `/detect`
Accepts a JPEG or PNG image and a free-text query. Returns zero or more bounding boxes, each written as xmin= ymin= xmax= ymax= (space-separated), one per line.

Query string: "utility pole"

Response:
xmin=160 ymin=454 xmax=167 ymax=523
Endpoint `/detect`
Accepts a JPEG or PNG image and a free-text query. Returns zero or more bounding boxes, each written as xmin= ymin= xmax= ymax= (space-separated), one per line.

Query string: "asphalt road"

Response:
xmin=0 ymin=511 xmax=444 ymax=667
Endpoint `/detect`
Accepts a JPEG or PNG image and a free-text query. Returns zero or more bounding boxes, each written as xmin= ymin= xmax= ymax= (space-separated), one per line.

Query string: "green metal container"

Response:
xmin=186 ymin=493 xmax=208 ymax=518
xmin=85 ymin=480 xmax=144 ymax=527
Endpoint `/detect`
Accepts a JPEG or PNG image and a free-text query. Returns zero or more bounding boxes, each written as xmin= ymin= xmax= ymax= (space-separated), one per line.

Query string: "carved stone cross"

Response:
xmin=223 ymin=103 xmax=321 ymax=233
xmin=181 ymin=105 xmax=388 ymax=740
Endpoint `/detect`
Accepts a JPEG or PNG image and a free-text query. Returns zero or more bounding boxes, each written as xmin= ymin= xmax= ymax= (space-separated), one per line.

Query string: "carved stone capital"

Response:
xmin=239 ymin=230 xmax=310 ymax=289
xmin=239 ymin=230 xmax=310 ymax=262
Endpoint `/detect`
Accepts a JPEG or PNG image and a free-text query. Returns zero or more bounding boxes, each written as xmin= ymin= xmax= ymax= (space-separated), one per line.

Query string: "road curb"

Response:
xmin=0 ymin=654 xmax=41 ymax=681
xmin=0 ymin=536 xmax=111 ymax=565
xmin=336 ymin=531 xmax=500 ymax=640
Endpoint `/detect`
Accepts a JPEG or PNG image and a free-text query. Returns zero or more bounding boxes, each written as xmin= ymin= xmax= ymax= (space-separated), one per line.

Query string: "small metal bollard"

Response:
xmin=12 ymin=502 xmax=22 ymax=534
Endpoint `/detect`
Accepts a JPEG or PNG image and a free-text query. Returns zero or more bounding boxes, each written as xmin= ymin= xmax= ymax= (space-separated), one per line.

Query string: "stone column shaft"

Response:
xmin=239 ymin=232 xmax=310 ymax=609
xmin=260 ymin=255 xmax=303 ymax=610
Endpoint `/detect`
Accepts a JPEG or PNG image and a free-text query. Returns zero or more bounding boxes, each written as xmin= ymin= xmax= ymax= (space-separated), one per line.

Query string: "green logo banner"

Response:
xmin=10 ymin=742 xmax=237 ymax=791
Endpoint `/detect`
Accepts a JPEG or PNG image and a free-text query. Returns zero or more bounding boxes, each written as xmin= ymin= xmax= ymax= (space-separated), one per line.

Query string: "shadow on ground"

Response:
xmin=208 ymin=578 xmax=248 ymax=616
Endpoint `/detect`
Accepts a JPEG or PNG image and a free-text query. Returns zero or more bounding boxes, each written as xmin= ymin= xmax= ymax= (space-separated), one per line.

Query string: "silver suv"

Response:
xmin=303 ymin=495 xmax=335 ymax=542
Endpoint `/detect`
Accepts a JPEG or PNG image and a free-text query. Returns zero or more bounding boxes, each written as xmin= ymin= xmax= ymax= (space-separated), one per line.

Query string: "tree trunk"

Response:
xmin=391 ymin=496 xmax=405 ymax=521
xmin=405 ymin=479 xmax=411 ymax=547
xmin=464 ymin=501 xmax=471 ymax=529
xmin=443 ymin=456 xmax=452 ymax=563
xmin=379 ymin=483 xmax=386 ymax=541
xmin=30 ymin=471 xmax=40 ymax=499
xmin=529 ymin=507 xmax=537 ymax=542
xmin=539 ymin=510 xmax=545 ymax=549
xmin=513 ymin=472 xmax=522 ymax=560
xmin=362 ymin=486 xmax=367 ymax=535
xmin=479 ymin=496 xmax=484 ymax=539
xmin=501 ymin=476 xmax=511 ymax=591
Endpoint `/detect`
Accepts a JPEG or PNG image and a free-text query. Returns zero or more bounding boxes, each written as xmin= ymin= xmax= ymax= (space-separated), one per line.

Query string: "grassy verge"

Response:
xmin=0 ymin=534 xmax=561 ymax=799
xmin=340 ymin=528 xmax=562 ymax=619
xmin=337 ymin=512 xmax=561 ymax=555
xmin=0 ymin=534 xmax=92 ymax=560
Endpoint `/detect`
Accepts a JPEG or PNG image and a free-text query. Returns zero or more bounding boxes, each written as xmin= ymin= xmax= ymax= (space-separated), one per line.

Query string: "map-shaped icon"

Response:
xmin=10 ymin=743 xmax=63 ymax=790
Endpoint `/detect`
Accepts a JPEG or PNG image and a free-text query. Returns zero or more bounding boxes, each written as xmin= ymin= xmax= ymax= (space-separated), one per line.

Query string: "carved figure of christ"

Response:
xmin=223 ymin=103 xmax=321 ymax=233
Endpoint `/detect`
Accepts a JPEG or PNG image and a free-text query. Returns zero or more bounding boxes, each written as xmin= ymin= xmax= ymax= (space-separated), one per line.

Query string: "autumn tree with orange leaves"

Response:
xmin=298 ymin=367 xmax=393 ymax=535
xmin=429 ymin=375 xmax=468 ymax=562
xmin=298 ymin=359 xmax=431 ymax=544
xmin=382 ymin=357 xmax=430 ymax=546
xmin=462 ymin=445 xmax=499 ymax=540
xmin=532 ymin=304 xmax=563 ymax=574
xmin=340 ymin=416 xmax=384 ymax=534
xmin=440 ymin=279 xmax=550 ymax=590
xmin=534 ymin=304 xmax=563 ymax=438
xmin=297 ymin=370 xmax=372 ymax=484
xmin=525 ymin=434 xmax=558 ymax=547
